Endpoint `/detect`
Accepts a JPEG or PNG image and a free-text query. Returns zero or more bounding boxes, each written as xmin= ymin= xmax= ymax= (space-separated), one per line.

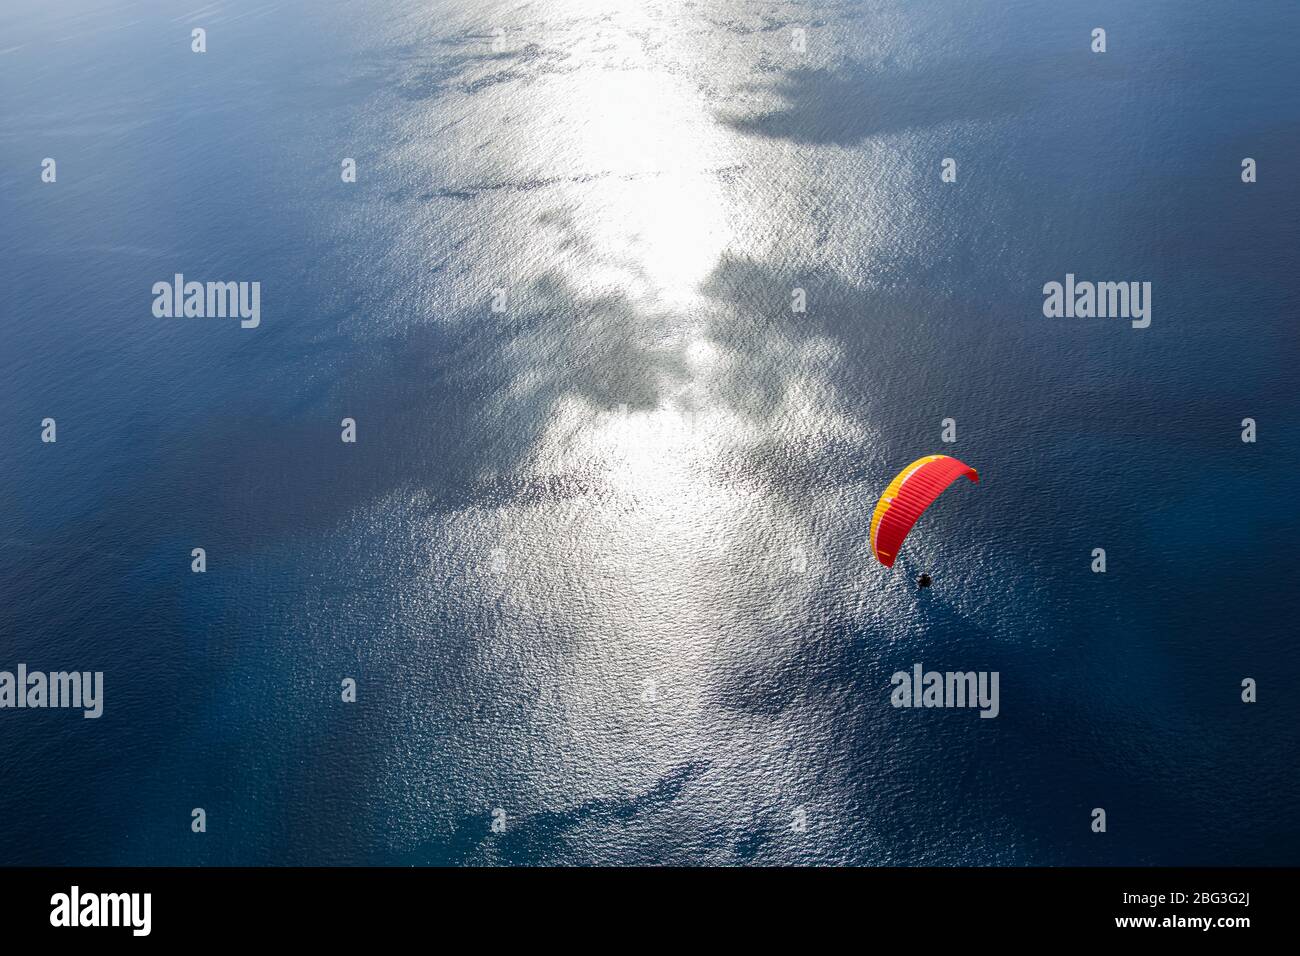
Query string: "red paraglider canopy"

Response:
xmin=870 ymin=455 xmax=979 ymax=567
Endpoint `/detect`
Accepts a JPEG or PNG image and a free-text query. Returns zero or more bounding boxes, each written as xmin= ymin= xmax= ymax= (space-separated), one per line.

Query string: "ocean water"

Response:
xmin=1 ymin=0 xmax=1297 ymax=865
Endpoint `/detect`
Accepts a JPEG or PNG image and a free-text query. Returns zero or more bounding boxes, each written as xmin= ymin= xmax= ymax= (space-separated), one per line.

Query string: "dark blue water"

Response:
xmin=2 ymin=0 xmax=1297 ymax=865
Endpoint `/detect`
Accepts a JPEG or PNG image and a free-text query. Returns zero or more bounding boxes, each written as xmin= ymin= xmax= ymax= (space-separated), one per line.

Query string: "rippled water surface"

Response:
xmin=1 ymin=0 xmax=1298 ymax=864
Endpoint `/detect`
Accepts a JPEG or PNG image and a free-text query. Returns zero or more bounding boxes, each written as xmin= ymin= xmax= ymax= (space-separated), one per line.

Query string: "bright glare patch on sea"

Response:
xmin=308 ymin=0 xmax=1027 ymax=866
